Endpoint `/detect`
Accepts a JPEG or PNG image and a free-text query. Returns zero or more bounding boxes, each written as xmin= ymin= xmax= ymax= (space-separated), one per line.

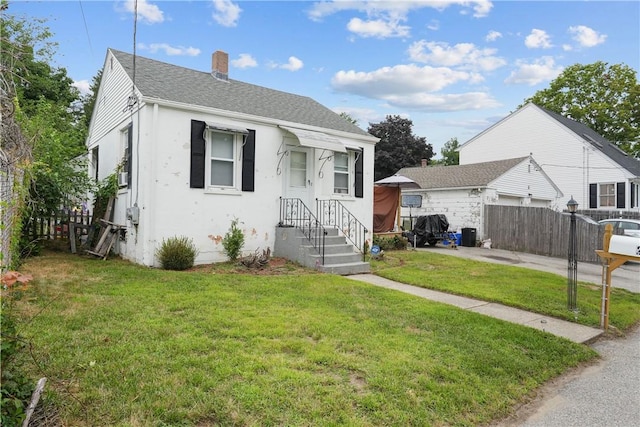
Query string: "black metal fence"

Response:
xmin=316 ymin=199 xmax=368 ymax=256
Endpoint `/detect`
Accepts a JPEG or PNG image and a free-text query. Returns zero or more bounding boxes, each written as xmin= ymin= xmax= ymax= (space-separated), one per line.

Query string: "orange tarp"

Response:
xmin=373 ymin=186 xmax=400 ymax=233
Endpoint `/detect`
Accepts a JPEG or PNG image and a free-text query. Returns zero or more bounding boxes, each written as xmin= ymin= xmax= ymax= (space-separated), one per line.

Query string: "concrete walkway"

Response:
xmin=348 ymin=274 xmax=604 ymax=344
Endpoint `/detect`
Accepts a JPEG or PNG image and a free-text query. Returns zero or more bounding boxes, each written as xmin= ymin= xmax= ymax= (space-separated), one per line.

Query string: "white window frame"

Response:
xmin=599 ymin=183 xmax=615 ymax=207
xmin=206 ymin=129 xmax=242 ymax=192
xmin=333 ymin=151 xmax=353 ymax=196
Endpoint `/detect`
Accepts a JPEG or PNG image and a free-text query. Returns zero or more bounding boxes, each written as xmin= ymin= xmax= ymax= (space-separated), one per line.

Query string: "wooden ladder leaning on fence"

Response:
xmin=83 ymin=197 xmax=125 ymax=260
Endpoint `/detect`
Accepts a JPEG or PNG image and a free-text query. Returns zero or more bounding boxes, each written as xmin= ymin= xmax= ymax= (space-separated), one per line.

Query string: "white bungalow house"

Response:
xmin=396 ymin=156 xmax=563 ymax=239
xmin=86 ymin=49 xmax=378 ymax=273
xmin=459 ymin=103 xmax=640 ymax=213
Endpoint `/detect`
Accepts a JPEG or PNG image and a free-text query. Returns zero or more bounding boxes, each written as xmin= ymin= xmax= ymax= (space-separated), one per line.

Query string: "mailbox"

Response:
xmin=608 ymin=235 xmax=640 ymax=258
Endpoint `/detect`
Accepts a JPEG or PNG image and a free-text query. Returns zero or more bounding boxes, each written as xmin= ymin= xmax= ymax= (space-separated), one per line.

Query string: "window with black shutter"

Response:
xmin=190 ymin=120 xmax=255 ymax=192
xmin=190 ymin=120 xmax=206 ymax=189
xmin=616 ymin=182 xmax=625 ymax=209
xmin=355 ymin=150 xmax=364 ymax=198
xmin=589 ymin=183 xmax=597 ymax=208
xmin=242 ymin=130 xmax=256 ymax=192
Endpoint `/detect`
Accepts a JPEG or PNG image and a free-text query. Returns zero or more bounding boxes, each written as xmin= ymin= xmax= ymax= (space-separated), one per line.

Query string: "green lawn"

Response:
xmin=371 ymin=250 xmax=640 ymax=331
xmin=6 ymin=251 xmax=612 ymax=426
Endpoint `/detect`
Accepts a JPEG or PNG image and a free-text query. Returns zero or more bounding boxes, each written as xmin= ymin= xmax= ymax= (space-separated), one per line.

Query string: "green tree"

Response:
xmin=368 ymin=115 xmax=434 ymax=180
xmin=339 ymin=112 xmax=358 ymax=126
xmin=79 ymin=69 xmax=103 ymax=132
xmin=524 ymin=61 xmax=640 ymax=158
xmin=434 ymin=137 xmax=460 ymax=166
xmin=1 ymin=5 xmax=92 ymax=255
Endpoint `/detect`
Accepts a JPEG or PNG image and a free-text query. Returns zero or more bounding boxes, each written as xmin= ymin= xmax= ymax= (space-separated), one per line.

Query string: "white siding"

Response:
xmin=87 ymin=51 xmax=141 ymax=149
xmin=490 ymin=158 xmax=561 ymax=209
xmin=460 ymin=104 xmax=632 ymax=209
xmin=400 ymin=157 xmax=561 ymax=238
xmin=91 ymin=52 xmax=377 ymax=266
xmin=101 ymin=103 xmax=375 ymax=266
xmin=401 ymin=189 xmax=484 ymax=236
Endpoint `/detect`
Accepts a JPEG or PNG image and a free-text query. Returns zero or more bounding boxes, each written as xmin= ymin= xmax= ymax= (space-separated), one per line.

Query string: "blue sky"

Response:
xmin=9 ymin=0 xmax=640 ymax=157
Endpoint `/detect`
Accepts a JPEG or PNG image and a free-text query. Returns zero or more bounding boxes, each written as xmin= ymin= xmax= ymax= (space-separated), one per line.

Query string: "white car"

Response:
xmin=598 ymin=218 xmax=640 ymax=238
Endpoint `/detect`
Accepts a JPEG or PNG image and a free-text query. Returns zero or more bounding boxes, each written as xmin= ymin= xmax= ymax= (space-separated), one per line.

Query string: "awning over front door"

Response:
xmin=280 ymin=126 xmax=347 ymax=153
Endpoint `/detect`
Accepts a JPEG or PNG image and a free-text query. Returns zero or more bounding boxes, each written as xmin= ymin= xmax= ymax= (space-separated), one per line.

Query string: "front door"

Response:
xmin=285 ymin=146 xmax=314 ymax=208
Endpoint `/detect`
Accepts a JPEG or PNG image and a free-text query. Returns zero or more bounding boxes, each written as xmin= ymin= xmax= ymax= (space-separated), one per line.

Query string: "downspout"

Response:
xmin=143 ymin=102 xmax=159 ymax=266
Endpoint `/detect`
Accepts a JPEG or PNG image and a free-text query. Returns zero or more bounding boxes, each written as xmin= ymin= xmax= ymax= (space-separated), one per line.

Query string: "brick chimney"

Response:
xmin=421 ymin=158 xmax=428 ymax=167
xmin=212 ymin=50 xmax=228 ymax=81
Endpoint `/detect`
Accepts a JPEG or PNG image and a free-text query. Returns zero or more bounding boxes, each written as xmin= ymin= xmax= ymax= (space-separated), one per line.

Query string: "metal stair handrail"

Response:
xmin=278 ymin=197 xmax=326 ymax=264
xmin=316 ymin=199 xmax=368 ymax=258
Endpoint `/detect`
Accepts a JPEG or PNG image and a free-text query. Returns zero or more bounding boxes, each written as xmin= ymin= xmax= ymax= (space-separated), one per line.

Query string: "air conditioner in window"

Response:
xmin=118 ymin=172 xmax=128 ymax=187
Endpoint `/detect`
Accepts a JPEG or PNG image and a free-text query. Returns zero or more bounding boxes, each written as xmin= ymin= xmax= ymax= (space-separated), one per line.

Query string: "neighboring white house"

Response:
xmin=396 ymin=156 xmax=563 ymax=238
xmin=86 ymin=49 xmax=378 ymax=267
xmin=459 ymin=103 xmax=640 ymax=212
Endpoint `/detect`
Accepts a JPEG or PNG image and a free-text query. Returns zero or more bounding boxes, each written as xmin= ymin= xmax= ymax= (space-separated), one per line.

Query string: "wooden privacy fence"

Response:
xmin=26 ymin=211 xmax=93 ymax=242
xmin=484 ymin=205 xmax=606 ymax=263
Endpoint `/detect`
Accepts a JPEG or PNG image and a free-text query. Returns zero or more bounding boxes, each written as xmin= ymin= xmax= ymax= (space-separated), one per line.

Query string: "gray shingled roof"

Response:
xmin=110 ymin=49 xmax=371 ymax=137
xmin=537 ymin=105 xmax=640 ymax=176
xmin=396 ymin=157 xmax=529 ymax=189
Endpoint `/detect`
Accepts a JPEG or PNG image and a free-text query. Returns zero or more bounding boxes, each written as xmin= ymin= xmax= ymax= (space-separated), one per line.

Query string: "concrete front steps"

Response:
xmin=274 ymin=226 xmax=370 ymax=275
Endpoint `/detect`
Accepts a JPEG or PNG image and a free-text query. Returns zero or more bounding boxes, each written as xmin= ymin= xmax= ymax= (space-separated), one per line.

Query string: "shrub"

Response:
xmin=156 ymin=236 xmax=198 ymax=270
xmin=222 ymin=218 xmax=245 ymax=261
xmin=373 ymin=234 xmax=408 ymax=251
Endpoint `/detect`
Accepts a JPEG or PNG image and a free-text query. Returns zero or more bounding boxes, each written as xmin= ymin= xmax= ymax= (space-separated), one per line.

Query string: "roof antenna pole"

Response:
xmin=126 ymin=0 xmax=138 ymax=112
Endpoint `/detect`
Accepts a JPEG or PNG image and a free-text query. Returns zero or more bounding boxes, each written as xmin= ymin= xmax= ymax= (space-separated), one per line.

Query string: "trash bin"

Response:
xmin=461 ymin=228 xmax=476 ymax=247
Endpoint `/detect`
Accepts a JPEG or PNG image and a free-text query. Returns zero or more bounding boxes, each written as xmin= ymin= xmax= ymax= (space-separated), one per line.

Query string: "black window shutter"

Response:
xmin=616 ymin=182 xmax=625 ymax=209
xmin=241 ymin=130 xmax=256 ymax=192
xmin=126 ymin=123 xmax=133 ymax=188
xmin=354 ymin=151 xmax=364 ymax=198
xmin=589 ymin=183 xmax=597 ymax=208
xmin=190 ymin=120 xmax=206 ymax=189
xmin=632 ymin=183 xmax=637 ymax=208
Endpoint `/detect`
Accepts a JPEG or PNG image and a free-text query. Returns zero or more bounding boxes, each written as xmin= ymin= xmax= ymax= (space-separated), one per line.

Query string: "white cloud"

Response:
xmin=568 ymin=25 xmax=607 ymax=47
xmin=347 ymin=17 xmax=410 ymax=38
xmin=307 ymin=1 xmax=492 ymax=39
xmin=562 ymin=44 xmax=573 ymax=52
xmin=123 ymin=0 xmax=164 ymax=24
xmin=384 ymin=92 xmax=500 ymax=112
xmin=485 ymin=30 xmax=502 ymax=42
xmin=231 ymin=53 xmax=257 ymax=69
xmin=330 ymin=63 xmax=499 ymax=111
xmin=332 ymin=64 xmax=472 ymax=96
xmin=525 ymin=29 xmax=553 ymax=49
xmin=279 ymin=56 xmax=304 ymax=72
xmin=408 ymin=40 xmax=506 ymax=72
xmin=138 ymin=43 xmax=200 ymax=56
xmin=308 ymin=0 xmax=493 ymax=20
xmin=330 ymin=106 xmax=381 ymax=129
xmin=427 ymin=20 xmax=440 ymax=31
xmin=504 ymin=56 xmax=563 ymax=86
xmin=212 ymin=0 xmax=241 ymax=27
xmin=73 ymin=80 xmax=91 ymax=96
